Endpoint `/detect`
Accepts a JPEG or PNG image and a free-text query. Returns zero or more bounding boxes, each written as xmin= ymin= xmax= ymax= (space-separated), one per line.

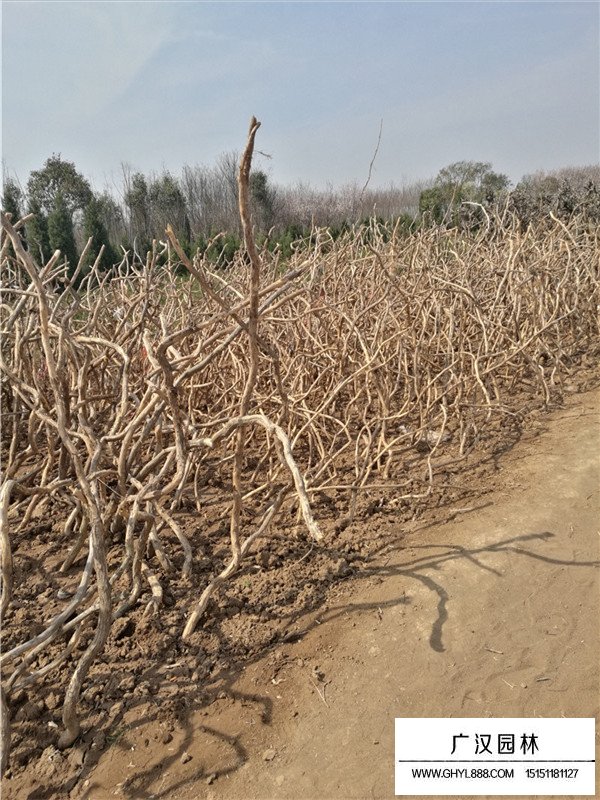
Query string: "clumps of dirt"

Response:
xmin=3 ymin=509 xmax=393 ymax=794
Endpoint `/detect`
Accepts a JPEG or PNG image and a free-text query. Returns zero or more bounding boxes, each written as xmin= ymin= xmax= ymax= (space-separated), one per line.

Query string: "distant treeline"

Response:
xmin=2 ymin=154 xmax=599 ymax=275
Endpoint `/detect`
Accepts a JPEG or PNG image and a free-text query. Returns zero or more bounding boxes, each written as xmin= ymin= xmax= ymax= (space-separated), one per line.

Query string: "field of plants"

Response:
xmin=1 ymin=122 xmax=599 ymax=783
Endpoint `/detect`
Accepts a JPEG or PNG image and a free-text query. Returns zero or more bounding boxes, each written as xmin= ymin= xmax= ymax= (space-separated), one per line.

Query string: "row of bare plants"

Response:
xmin=1 ymin=123 xmax=599 ymax=772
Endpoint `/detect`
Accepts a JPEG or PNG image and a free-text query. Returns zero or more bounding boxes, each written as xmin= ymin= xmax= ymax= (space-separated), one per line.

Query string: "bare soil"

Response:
xmin=3 ymin=385 xmax=599 ymax=800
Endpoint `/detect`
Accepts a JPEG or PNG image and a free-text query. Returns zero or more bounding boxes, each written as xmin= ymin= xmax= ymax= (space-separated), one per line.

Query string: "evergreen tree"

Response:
xmin=27 ymin=154 xmax=93 ymax=216
xmin=25 ymin=199 xmax=51 ymax=263
xmin=48 ymin=192 xmax=78 ymax=277
xmin=124 ymin=172 xmax=151 ymax=253
xmin=83 ymin=197 xmax=118 ymax=271
xmin=95 ymin=192 xmax=126 ymax=250
xmin=250 ymin=170 xmax=276 ymax=230
xmin=26 ymin=156 xmax=94 ymax=266
xmin=148 ymin=172 xmax=190 ymax=247
xmin=418 ymin=187 xmax=446 ymax=224
xmin=2 ymin=177 xmax=22 ymax=221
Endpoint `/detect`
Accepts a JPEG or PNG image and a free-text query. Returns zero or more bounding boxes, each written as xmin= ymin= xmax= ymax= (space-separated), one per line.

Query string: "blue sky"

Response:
xmin=2 ymin=1 xmax=598 ymax=193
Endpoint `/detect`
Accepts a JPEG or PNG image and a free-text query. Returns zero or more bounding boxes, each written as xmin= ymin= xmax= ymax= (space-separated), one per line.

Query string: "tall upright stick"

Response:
xmin=229 ymin=117 xmax=262 ymax=564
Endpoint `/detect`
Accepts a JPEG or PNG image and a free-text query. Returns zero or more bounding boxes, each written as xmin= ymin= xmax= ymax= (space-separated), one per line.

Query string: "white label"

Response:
xmin=395 ymin=718 xmax=595 ymax=795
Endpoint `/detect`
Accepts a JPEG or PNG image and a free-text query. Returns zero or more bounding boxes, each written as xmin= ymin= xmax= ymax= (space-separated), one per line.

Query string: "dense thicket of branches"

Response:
xmin=1 ymin=120 xmax=599 ymax=772
xmin=1 ymin=201 xmax=599 ymax=770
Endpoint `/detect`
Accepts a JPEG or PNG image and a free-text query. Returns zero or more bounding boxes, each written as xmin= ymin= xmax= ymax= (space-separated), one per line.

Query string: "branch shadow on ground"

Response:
xmin=50 ymin=525 xmax=598 ymax=800
xmin=313 ymin=530 xmax=599 ymax=654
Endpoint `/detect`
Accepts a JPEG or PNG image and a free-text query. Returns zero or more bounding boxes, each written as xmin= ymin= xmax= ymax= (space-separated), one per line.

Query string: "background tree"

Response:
xmin=25 ymin=199 xmax=51 ymax=262
xmin=83 ymin=197 xmax=119 ymax=271
xmin=420 ymin=160 xmax=510 ymax=225
xmin=123 ymin=171 xmax=151 ymax=253
xmin=179 ymin=153 xmax=240 ymax=238
xmin=25 ymin=155 xmax=94 ymax=265
xmin=2 ymin=177 xmax=23 ymax=221
xmin=213 ymin=151 xmax=241 ymax=233
xmin=48 ymin=192 xmax=78 ymax=276
xmin=250 ymin=170 xmax=277 ymax=231
xmin=436 ymin=161 xmax=509 ymax=198
xmin=14 ymin=149 xmax=598 ymax=274
xmin=27 ymin=154 xmax=93 ymax=216
xmin=94 ymin=192 xmax=127 ymax=251
xmin=418 ymin=186 xmax=446 ymax=224
xmin=510 ymin=166 xmax=600 ymax=227
xmin=148 ymin=172 xmax=190 ymax=248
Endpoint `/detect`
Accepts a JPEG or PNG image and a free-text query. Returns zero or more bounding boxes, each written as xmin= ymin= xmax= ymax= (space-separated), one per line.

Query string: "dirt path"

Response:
xmin=77 ymin=389 xmax=599 ymax=800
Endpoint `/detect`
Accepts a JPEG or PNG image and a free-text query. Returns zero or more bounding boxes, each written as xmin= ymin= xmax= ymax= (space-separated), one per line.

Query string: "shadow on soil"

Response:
xmin=30 ymin=523 xmax=598 ymax=800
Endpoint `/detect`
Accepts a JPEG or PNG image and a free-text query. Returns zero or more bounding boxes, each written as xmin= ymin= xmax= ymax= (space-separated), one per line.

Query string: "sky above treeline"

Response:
xmin=2 ymin=1 xmax=599 ymax=194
